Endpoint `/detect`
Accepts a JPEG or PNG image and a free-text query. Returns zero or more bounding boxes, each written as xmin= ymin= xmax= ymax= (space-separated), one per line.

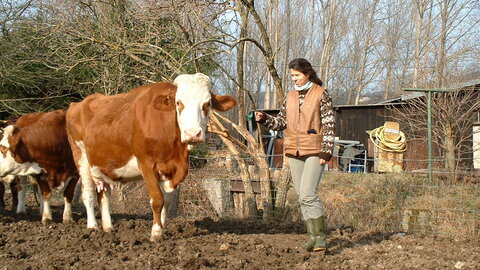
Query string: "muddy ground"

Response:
xmin=0 ymin=186 xmax=479 ymax=270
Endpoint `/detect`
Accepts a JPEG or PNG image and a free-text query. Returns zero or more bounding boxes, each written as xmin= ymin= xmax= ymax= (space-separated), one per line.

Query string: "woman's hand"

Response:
xmin=254 ymin=111 xmax=266 ymax=122
xmin=319 ymin=159 xmax=326 ymax=165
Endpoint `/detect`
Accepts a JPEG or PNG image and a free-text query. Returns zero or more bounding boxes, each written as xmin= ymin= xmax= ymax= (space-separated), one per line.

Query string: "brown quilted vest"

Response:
xmin=284 ymin=83 xmax=324 ymax=156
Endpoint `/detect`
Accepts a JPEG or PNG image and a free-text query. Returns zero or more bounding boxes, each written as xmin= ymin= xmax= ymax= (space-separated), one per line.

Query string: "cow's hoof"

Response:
xmin=63 ymin=218 xmax=74 ymax=224
xmin=150 ymin=224 xmax=163 ymax=242
xmin=87 ymin=225 xmax=99 ymax=232
xmin=150 ymin=234 xmax=161 ymax=242
xmin=42 ymin=218 xmax=52 ymax=226
xmin=103 ymin=227 xmax=113 ymax=233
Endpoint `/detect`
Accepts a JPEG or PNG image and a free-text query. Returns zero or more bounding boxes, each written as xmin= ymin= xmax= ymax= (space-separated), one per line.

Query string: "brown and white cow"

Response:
xmin=66 ymin=73 xmax=236 ymax=241
xmin=0 ymin=110 xmax=79 ymax=223
xmin=0 ymin=121 xmax=28 ymax=214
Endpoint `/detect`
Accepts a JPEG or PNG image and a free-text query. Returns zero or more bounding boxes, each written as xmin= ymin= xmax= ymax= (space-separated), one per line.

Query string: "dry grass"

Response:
xmin=183 ymin=162 xmax=479 ymax=237
xmin=320 ymin=172 xmax=480 ymax=237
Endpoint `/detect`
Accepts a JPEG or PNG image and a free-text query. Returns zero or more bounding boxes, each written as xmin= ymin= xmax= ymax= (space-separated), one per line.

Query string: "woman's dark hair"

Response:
xmin=288 ymin=58 xmax=323 ymax=86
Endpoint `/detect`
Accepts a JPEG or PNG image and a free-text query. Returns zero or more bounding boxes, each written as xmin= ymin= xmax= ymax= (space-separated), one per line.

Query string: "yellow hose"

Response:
xmin=369 ymin=126 xmax=407 ymax=153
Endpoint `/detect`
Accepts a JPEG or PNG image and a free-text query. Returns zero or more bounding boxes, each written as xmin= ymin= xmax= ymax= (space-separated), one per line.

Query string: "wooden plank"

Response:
xmin=230 ymin=179 xmax=262 ymax=194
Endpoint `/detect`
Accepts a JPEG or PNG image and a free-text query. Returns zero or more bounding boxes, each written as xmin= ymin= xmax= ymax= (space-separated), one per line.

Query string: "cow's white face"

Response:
xmin=0 ymin=125 xmax=42 ymax=177
xmin=174 ymin=73 xmax=213 ymax=144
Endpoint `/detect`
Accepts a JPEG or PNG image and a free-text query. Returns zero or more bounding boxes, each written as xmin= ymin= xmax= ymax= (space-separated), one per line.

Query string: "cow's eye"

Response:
xmin=176 ymin=100 xmax=184 ymax=112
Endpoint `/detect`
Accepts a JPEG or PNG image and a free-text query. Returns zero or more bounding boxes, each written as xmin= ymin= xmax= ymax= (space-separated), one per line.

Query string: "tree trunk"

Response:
xmin=436 ymin=0 xmax=448 ymax=88
xmin=212 ymin=112 xmax=273 ymax=219
xmin=281 ymin=0 xmax=291 ymax=93
xmin=209 ymin=115 xmax=259 ymax=217
xmin=413 ymin=0 xmax=429 ymax=87
xmin=319 ymin=0 xmax=338 ymax=89
xmin=445 ymin=122 xmax=455 ymax=173
xmin=236 ymin=3 xmax=248 ymax=128
xmin=239 ymin=0 xmax=284 ymax=107
xmin=273 ymin=159 xmax=292 ymax=219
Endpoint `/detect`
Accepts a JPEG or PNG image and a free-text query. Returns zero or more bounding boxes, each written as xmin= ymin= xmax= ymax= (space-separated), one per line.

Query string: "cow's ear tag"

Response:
xmin=153 ymin=95 xmax=174 ymax=111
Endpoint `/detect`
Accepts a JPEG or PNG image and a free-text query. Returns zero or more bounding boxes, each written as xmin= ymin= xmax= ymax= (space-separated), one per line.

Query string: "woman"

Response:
xmin=255 ymin=58 xmax=335 ymax=252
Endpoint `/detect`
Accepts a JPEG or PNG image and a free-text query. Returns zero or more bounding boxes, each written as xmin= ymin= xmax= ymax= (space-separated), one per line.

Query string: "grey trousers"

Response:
xmin=288 ymin=156 xmax=325 ymax=220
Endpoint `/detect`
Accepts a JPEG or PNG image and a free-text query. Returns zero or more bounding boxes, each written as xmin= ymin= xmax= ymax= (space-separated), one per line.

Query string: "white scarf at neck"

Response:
xmin=294 ymin=81 xmax=313 ymax=91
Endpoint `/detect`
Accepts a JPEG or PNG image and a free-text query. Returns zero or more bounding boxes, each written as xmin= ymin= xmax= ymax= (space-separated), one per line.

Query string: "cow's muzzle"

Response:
xmin=183 ymin=129 xmax=205 ymax=144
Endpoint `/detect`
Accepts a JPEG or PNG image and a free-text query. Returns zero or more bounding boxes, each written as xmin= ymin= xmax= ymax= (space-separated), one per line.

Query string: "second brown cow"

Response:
xmin=0 ymin=110 xmax=79 ymax=223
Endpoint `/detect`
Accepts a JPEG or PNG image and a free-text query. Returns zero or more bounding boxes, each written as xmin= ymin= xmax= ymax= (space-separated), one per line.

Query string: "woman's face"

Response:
xmin=290 ymin=69 xmax=309 ymax=87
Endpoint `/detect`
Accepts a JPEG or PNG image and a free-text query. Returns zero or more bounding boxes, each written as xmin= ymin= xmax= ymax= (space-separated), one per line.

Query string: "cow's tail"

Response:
xmin=28 ymin=176 xmax=41 ymax=206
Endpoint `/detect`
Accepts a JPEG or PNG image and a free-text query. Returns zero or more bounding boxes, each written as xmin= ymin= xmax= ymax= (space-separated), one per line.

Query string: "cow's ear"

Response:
xmin=153 ymin=95 xmax=175 ymax=111
xmin=211 ymin=93 xmax=237 ymax=112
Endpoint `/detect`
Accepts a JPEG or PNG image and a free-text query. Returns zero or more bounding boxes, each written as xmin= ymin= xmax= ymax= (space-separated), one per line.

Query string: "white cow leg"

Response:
xmin=63 ymin=197 xmax=73 ymax=223
xmin=16 ymin=187 xmax=26 ymax=214
xmin=36 ymin=179 xmax=52 ymax=224
xmin=140 ymin=162 xmax=165 ymax=242
xmin=82 ymin=181 xmax=98 ymax=229
xmin=150 ymin=197 xmax=163 ymax=242
xmin=160 ymin=181 xmax=175 ymax=228
xmin=41 ymin=193 xmax=52 ymax=225
xmin=77 ymin=141 xmax=98 ymax=229
xmin=16 ymin=177 xmax=27 ymax=214
xmin=98 ymin=187 xmax=113 ymax=232
xmin=62 ymin=176 xmax=79 ymax=223
xmin=150 ymin=188 xmax=165 ymax=242
xmin=151 ymin=223 xmax=163 ymax=242
xmin=160 ymin=206 xmax=167 ymax=229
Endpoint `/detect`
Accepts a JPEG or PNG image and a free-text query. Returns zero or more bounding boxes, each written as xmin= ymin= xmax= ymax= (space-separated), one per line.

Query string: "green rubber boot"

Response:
xmin=311 ymin=216 xmax=327 ymax=251
xmin=302 ymin=219 xmax=316 ymax=251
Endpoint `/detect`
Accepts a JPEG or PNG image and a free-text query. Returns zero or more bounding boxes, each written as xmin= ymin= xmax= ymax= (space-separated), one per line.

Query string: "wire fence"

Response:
xmin=174 ymin=153 xmax=479 ymax=239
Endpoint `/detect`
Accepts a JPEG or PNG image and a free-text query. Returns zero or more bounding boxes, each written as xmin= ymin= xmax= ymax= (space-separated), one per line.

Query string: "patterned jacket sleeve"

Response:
xmin=319 ymin=89 xmax=335 ymax=161
xmin=260 ymin=97 xmax=287 ymax=131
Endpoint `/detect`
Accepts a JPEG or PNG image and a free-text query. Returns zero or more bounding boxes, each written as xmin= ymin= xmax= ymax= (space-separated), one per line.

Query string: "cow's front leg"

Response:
xmin=37 ymin=179 xmax=52 ymax=225
xmin=140 ymin=162 xmax=164 ymax=242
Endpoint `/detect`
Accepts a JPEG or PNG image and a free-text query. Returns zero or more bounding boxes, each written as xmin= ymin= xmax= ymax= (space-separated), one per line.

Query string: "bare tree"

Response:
xmin=376 ymin=0 xmax=410 ymax=99
xmin=344 ymin=0 xmax=380 ymax=105
xmin=27 ymin=0 xmax=226 ymax=97
xmin=411 ymin=0 xmax=433 ymax=87
xmin=237 ymin=0 xmax=284 ymax=107
xmin=433 ymin=0 xmax=479 ymax=87
xmin=317 ymin=0 xmax=349 ymax=89
xmin=390 ymin=86 xmax=480 ymax=175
